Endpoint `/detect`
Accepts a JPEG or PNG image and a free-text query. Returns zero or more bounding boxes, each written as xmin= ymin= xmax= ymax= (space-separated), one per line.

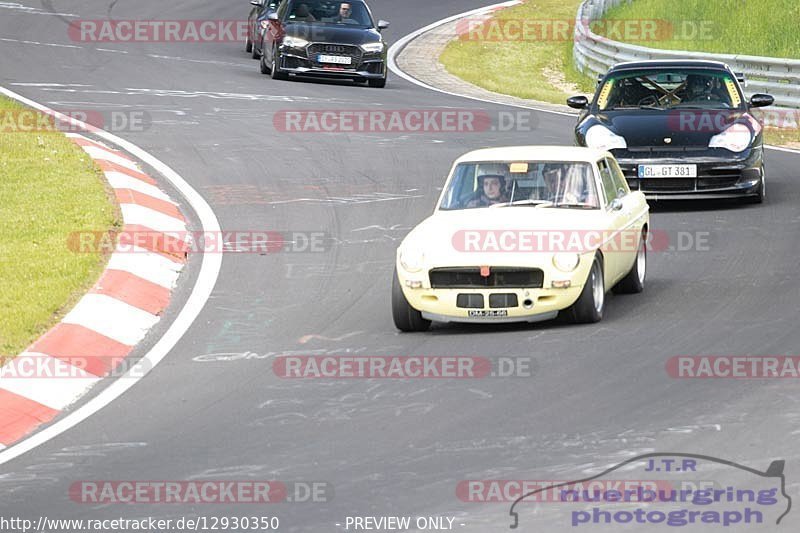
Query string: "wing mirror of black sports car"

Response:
xmin=566 ymin=96 xmax=589 ymax=109
xmin=250 ymin=0 xmax=261 ymax=6
xmin=749 ymin=94 xmax=774 ymax=108
xmin=377 ymin=20 xmax=390 ymax=30
xmin=267 ymin=11 xmax=279 ymax=21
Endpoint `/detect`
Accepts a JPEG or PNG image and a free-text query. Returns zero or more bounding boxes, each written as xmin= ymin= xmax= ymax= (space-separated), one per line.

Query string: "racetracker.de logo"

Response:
xmin=68 ymin=230 xmax=328 ymax=254
xmin=0 ymin=109 xmax=150 ymax=133
xmin=70 ymin=481 xmax=287 ymax=504
xmin=457 ymin=480 xmax=675 ymax=503
xmin=455 ymin=18 xmax=714 ymax=42
xmin=666 ymin=356 xmax=800 ymax=378
xmin=450 ymin=229 xmax=709 ymax=254
xmin=272 ymin=356 xmax=536 ymax=378
xmin=68 ymin=20 xmax=248 ymax=42
xmin=274 ymin=110 xmax=493 ymax=133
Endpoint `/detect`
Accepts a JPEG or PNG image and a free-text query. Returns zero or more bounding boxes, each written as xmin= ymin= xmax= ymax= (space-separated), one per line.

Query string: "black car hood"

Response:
xmin=596 ymin=109 xmax=747 ymax=146
xmin=285 ymin=23 xmax=381 ymax=45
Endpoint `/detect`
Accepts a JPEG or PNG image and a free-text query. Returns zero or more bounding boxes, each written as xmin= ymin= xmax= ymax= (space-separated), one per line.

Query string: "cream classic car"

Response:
xmin=392 ymin=146 xmax=650 ymax=331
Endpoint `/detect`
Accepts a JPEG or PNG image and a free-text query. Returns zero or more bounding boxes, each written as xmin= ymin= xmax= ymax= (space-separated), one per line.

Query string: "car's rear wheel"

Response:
xmin=368 ymin=76 xmax=387 ymax=88
xmin=251 ymin=39 xmax=261 ymax=59
xmin=392 ymin=269 xmax=431 ymax=332
xmin=566 ymin=255 xmax=604 ymax=323
xmin=271 ymin=47 xmax=288 ymax=80
xmin=245 ymin=31 xmax=253 ymax=53
xmin=613 ymin=229 xmax=647 ymax=294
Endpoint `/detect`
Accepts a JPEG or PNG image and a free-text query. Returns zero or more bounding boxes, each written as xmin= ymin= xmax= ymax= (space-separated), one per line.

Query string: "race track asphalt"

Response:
xmin=1 ymin=1 xmax=799 ymax=531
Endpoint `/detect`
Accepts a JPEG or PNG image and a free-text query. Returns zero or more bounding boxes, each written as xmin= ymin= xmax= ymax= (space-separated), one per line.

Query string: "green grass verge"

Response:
xmin=440 ymin=0 xmax=595 ymax=105
xmin=597 ymin=0 xmax=800 ymax=59
xmin=0 ymin=97 xmax=120 ymax=359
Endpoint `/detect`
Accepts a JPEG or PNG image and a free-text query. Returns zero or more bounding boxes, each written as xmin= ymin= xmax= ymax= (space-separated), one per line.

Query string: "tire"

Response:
xmin=392 ymin=269 xmax=431 ymax=332
xmin=565 ymin=255 xmax=605 ymax=324
xmin=245 ymin=32 xmax=253 ymax=53
xmin=271 ymin=48 xmax=288 ymax=80
xmin=251 ymin=38 xmax=261 ymax=59
xmin=613 ymin=229 xmax=646 ymax=294
xmin=260 ymin=47 xmax=270 ymax=75
xmin=368 ymin=76 xmax=387 ymax=88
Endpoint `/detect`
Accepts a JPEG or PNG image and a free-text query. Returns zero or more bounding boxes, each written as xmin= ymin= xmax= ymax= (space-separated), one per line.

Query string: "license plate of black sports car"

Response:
xmin=468 ymin=310 xmax=508 ymax=318
xmin=638 ymin=164 xmax=697 ymax=178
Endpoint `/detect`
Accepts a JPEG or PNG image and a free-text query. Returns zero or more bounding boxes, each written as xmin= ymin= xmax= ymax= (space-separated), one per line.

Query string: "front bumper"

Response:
xmin=614 ymin=146 xmax=763 ymax=199
xmin=278 ymin=47 xmax=386 ymax=79
xmin=397 ymin=262 xmax=591 ymax=324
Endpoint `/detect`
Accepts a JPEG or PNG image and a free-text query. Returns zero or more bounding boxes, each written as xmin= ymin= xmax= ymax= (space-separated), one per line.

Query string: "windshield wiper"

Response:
xmin=492 ymin=199 xmax=553 ymax=208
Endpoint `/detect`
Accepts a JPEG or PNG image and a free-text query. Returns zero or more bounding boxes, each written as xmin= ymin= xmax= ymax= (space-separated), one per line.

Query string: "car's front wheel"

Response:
xmin=251 ymin=37 xmax=261 ymax=59
xmin=392 ymin=269 xmax=431 ymax=332
xmin=271 ymin=47 xmax=288 ymax=80
xmin=245 ymin=30 xmax=253 ymax=53
xmin=613 ymin=229 xmax=646 ymax=294
xmin=565 ymin=255 xmax=604 ymax=323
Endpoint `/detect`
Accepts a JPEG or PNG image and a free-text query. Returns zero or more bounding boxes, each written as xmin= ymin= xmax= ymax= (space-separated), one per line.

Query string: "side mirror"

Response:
xmin=749 ymin=93 xmax=774 ymax=108
xmin=567 ymin=95 xmax=589 ymax=109
xmin=250 ymin=0 xmax=261 ymax=5
xmin=610 ymin=198 xmax=624 ymax=211
xmin=377 ymin=20 xmax=390 ymax=30
xmin=267 ymin=11 xmax=279 ymax=21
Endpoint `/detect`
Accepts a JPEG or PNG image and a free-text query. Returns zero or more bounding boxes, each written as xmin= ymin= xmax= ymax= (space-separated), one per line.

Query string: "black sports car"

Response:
xmin=568 ymin=60 xmax=774 ymax=202
xmin=253 ymin=0 xmax=389 ymax=87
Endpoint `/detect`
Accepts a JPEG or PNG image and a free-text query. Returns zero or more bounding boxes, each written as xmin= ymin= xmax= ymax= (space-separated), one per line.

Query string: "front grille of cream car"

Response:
xmin=429 ymin=268 xmax=544 ymax=289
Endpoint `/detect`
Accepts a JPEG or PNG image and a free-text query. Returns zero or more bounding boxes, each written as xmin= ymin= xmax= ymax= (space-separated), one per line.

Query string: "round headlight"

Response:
xmin=585 ymin=124 xmax=627 ymax=151
xmin=709 ymin=123 xmax=753 ymax=152
xmin=553 ymin=253 xmax=580 ymax=272
xmin=399 ymin=248 xmax=425 ymax=273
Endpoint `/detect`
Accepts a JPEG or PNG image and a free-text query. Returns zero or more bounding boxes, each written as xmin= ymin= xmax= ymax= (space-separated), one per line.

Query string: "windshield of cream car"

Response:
xmin=439 ymin=161 xmax=600 ymax=210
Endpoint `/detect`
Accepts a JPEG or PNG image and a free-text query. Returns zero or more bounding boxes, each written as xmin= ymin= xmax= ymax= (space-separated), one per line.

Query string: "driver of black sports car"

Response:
xmin=679 ymin=74 xmax=724 ymax=103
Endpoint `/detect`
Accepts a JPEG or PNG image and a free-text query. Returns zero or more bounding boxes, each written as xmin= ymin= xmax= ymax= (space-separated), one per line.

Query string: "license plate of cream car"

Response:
xmin=638 ymin=164 xmax=697 ymax=178
xmin=317 ymin=54 xmax=351 ymax=65
xmin=468 ymin=310 xmax=508 ymax=318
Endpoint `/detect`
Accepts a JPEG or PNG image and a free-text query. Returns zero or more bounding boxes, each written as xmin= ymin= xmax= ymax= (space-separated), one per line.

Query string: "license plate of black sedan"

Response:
xmin=468 ymin=310 xmax=508 ymax=318
xmin=317 ymin=54 xmax=351 ymax=65
xmin=638 ymin=164 xmax=697 ymax=178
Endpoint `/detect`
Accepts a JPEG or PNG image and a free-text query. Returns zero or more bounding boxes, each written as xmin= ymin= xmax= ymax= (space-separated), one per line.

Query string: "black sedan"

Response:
xmin=246 ymin=0 xmax=279 ymax=57
xmin=253 ymin=0 xmax=389 ymax=87
xmin=568 ymin=60 xmax=774 ymax=202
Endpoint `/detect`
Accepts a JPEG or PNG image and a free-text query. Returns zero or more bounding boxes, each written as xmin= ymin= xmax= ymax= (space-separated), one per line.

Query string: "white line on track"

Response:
xmin=0 ymin=86 xmax=222 ymax=466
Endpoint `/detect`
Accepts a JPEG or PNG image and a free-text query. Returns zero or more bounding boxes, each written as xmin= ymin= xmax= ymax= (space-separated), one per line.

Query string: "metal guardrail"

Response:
xmin=573 ymin=0 xmax=800 ymax=108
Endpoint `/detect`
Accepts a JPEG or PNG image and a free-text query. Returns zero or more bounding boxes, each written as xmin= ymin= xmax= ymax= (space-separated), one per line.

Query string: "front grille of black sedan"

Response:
xmin=307 ymin=43 xmax=362 ymax=69
xmin=429 ymin=268 xmax=544 ymax=289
